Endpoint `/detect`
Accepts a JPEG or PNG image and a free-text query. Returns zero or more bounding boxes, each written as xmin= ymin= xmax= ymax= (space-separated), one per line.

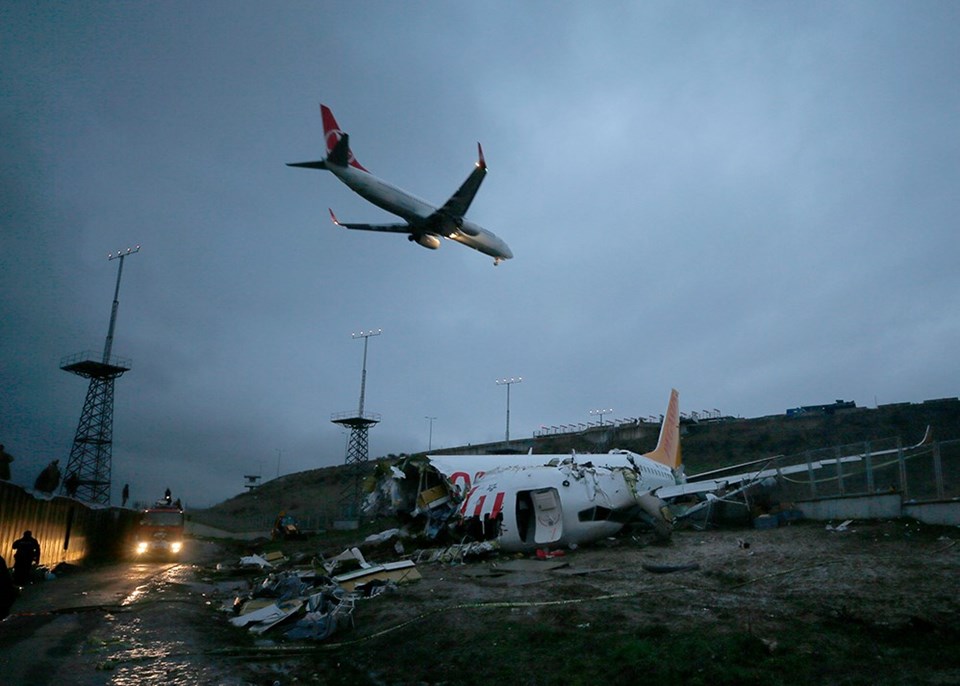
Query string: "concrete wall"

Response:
xmin=796 ymin=493 xmax=903 ymax=520
xmin=185 ymin=520 xmax=269 ymax=541
xmin=0 ymin=481 xmax=141 ymax=568
xmin=797 ymin=492 xmax=960 ymax=526
xmin=903 ymin=500 xmax=960 ymax=526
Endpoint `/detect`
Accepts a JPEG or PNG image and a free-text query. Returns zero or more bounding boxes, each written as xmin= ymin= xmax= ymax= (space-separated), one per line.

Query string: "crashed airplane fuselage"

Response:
xmin=365 ymin=388 xmax=937 ymax=553
xmin=366 ymin=390 xmax=684 ymax=552
xmin=456 ymin=457 xmax=677 ymax=550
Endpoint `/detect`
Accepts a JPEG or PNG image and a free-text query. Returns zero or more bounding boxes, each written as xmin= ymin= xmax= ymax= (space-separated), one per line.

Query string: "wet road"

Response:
xmin=0 ymin=539 xmax=252 ymax=685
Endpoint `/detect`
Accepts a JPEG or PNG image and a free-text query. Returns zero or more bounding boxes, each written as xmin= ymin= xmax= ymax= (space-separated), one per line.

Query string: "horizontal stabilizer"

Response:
xmin=287 ymin=160 xmax=328 ymax=170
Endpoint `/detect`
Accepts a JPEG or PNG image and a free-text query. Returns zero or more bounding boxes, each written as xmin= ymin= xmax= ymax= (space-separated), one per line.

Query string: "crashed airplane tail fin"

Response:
xmin=645 ymin=388 xmax=681 ymax=471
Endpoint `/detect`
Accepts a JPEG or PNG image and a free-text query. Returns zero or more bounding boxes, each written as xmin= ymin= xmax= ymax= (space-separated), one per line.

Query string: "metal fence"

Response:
xmin=772 ymin=438 xmax=959 ymax=504
xmin=0 ymin=481 xmax=141 ymax=567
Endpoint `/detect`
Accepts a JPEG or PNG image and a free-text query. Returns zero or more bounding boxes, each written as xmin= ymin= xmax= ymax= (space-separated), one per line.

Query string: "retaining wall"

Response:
xmin=796 ymin=492 xmax=960 ymax=526
xmin=903 ymin=499 xmax=960 ymax=526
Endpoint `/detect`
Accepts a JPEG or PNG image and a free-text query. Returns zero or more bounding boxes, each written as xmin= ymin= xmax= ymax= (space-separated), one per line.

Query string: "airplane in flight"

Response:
xmin=288 ymin=104 xmax=513 ymax=265
xmin=365 ymin=390 xmax=934 ymax=552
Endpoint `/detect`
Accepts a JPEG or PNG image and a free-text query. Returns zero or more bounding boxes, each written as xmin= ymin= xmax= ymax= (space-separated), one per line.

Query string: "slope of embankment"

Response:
xmin=193 ymin=397 xmax=960 ymax=532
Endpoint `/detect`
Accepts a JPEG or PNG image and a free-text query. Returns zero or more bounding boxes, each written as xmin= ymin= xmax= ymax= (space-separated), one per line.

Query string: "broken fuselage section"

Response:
xmin=364 ymin=452 xmax=678 ymax=553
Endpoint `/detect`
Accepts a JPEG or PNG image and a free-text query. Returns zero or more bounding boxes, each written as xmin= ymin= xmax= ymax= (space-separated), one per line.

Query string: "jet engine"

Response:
xmin=458 ymin=220 xmax=481 ymax=237
xmin=409 ymin=233 xmax=441 ymax=250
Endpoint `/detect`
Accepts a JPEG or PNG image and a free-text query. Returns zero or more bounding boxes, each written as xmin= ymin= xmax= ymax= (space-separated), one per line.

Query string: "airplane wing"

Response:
xmin=328 ymin=209 xmax=411 ymax=233
xmin=678 ymin=425 xmax=933 ymax=497
xmin=427 ymin=143 xmax=487 ymax=236
xmin=658 ymin=453 xmax=867 ymax=501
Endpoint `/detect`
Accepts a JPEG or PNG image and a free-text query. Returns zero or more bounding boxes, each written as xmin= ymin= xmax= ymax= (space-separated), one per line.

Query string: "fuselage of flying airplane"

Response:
xmin=288 ymin=104 xmax=513 ymax=265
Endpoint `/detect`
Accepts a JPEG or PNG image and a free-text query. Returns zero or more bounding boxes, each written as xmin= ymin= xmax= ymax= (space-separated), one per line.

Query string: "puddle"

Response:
xmin=81 ymin=565 xmax=253 ymax=685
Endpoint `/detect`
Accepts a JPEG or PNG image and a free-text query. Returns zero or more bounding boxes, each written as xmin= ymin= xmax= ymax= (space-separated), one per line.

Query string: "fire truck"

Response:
xmin=134 ymin=502 xmax=185 ymax=559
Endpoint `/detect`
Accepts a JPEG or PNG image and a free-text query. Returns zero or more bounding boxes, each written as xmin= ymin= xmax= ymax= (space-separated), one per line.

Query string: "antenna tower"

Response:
xmin=60 ymin=246 xmax=140 ymax=504
xmin=331 ymin=329 xmax=381 ymax=521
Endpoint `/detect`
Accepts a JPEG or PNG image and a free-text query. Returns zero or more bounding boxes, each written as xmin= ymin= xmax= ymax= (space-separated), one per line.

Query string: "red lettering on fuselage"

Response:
xmin=459 ymin=486 xmax=478 ymax=515
xmin=491 ymin=492 xmax=505 ymax=518
xmin=472 ymin=495 xmax=487 ymax=517
xmin=450 ymin=471 xmax=471 ymax=492
xmin=449 ymin=470 xmax=488 ymax=494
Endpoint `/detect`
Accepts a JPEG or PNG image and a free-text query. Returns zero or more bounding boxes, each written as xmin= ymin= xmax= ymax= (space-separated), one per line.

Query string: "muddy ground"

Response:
xmin=200 ymin=518 xmax=960 ymax=685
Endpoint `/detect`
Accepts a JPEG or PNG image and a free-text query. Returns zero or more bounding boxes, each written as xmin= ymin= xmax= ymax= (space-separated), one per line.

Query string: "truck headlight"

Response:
xmin=136 ymin=542 xmax=148 ymax=554
xmin=171 ymin=541 xmax=183 ymax=553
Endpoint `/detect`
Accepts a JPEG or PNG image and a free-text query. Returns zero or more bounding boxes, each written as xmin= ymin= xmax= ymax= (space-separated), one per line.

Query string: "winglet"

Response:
xmin=645 ymin=389 xmax=681 ymax=471
xmin=328 ymin=208 xmax=342 ymax=226
xmin=477 ymin=143 xmax=486 ymax=170
xmin=319 ymin=104 xmax=367 ymax=172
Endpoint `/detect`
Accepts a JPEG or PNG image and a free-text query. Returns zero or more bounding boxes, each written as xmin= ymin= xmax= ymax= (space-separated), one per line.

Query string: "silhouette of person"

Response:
xmin=12 ymin=531 xmax=40 ymax=585
xmin=164 ymin=487 xmax=171 ymax=505
xmin=0 ymin=444 xmax=13 ymax=481
xmin=34 ymin=460 xmax=61 ymax=494
xmin=122 ymin=483 xmax=130 ymax=507
xmin=0 ymin=555 xmax=16 ymax=619
xmin=65 ymin=472 xmax=79 ymax=497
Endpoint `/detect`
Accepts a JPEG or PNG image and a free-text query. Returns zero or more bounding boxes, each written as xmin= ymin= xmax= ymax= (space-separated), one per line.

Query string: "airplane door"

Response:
xmin=530 ymin=488 xmax=563 ymax=545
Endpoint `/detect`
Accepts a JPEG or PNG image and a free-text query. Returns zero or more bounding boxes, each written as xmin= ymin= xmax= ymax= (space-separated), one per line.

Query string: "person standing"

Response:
xmin=34 ymin=460 xmax=61 ymax=494
xmin=122 ymin=483 xmax=130 ymax=507
xmin=65 ymin=472 xmax=79 ymax=497
xmin=0 ymin=444 xmax=13 ymax=481
xmin=12 ymin=531 xmax=40 ymax=585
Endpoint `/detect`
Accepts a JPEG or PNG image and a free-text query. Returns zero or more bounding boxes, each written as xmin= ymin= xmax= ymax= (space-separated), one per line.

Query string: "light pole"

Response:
xmin=496 ymin=377 xmax=522 ymax=443
xmin=589 ymin=408 xmax=613 ymax=425
xmin=352 ymin=329 xmax=382 ymax=416
xmin=103 ymin=246 xmax=140 ymax=363
xmin=425 ymin=416 xmax=437 ymax=451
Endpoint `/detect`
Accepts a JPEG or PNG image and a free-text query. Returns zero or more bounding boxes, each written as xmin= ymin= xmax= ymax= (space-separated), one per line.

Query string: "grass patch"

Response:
xmin=275 ymin=609 xmax=960 ymax=686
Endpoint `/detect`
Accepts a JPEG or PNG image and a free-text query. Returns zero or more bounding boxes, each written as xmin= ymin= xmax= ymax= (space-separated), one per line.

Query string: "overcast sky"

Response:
xmin=2 ymin=1 xmax=958 ymax=508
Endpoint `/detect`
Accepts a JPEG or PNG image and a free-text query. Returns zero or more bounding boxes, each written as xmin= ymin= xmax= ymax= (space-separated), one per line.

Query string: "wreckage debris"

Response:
xmin=413 ymin=540 xmax=500 ymax=565
xmin=219 ymin=545 xmax=423 ymax=642
xmin=333 ymin=560 xmax=421 ymax=592
xmin=826 ymin=519 xmax=855 ymax=532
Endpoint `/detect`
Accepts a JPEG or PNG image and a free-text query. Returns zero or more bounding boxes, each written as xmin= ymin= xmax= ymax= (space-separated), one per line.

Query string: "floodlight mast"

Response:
xmin=352 ymin=329 xmax=381 ymax=416
xmin=103 ymin=246 xmax=140 ymax=363
xmin=496 ymin=376 xmax=522 ymax=443
xmin=425 ymin=416 xmax=437 ymax=451
xmin=332 ymin=329 xmax=382 ymax=521
xmin=59 ymin=245 xmax=140 ymax=505
xmin=589 ymin=408 xmax=614 ymax=426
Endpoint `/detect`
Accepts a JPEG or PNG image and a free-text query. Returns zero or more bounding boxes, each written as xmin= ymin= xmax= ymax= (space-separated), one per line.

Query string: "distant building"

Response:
xmin=786 ymin=399 xmax=857 ymax=417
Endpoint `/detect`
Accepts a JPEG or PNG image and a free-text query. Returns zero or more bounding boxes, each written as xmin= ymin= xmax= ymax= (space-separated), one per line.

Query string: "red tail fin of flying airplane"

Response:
xmin=320 ymin=104 xmax=368 ymax=172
